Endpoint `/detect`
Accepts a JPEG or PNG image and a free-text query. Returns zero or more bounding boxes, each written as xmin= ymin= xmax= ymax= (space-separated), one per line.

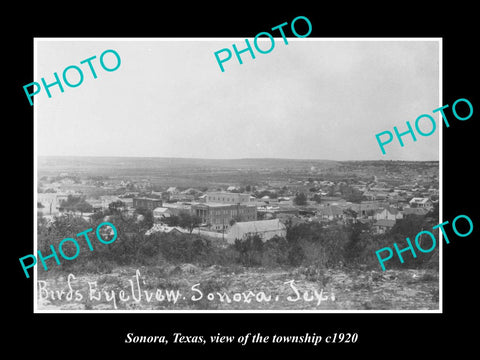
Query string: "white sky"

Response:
xmin=35 ymin=38 xmax=440 ymax=161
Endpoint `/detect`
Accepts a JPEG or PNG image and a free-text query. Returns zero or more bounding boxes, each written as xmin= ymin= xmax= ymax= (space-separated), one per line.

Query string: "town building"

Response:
xmin=409 ymin=197 xmax=433 ymax=208
xmin=145 ymin=224 xmax=188 ymax=236
xmin=316 ymin=205 xmax=345 ymax=221
xmin=403 ymin=207 xmax=431 ymax=216
xmin=226 ymin=219 xmax=286 ymax=244
xmin=257 ymin=205 xmax=299 ymax=219
xmin=206 ymin=191 xmax=256 ymax=204
xmin=192 ymin=203 xmax=257 ymax=231
xmin=374 ymin=206 xmax=404 ymax=221
xmin=372 ymin=219 xmax=396 ymax=234
xmin=348 ymin=201 xmax=386 ymax=218
xmin=152 ymin=207 xmax=172 ymax=220
xmin=168 ymin=193 xmax=195 ymax=202
xmin=162 ymin=202 xmax=192 ymax=216
xmin=132 ymin=197 xmax=163 ymax=210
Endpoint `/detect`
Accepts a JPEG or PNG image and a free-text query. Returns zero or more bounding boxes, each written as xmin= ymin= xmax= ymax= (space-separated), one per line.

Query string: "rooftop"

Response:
xmin=409 ymin=197 xmax=430 ymax=203
xmin=373 ymin=219 xmax=396 ymax=227
xmin=134 ymin=197 xmax=162 ymax=201
xmin=194 ymin=202 xmax=255 ymax=208
xmin=229 ymin=219 xmax=286 ymax=233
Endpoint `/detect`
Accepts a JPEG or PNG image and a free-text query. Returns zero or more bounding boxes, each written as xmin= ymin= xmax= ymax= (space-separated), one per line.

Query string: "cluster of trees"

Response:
xmin=108 ymin=200 xmax=126 ymax=212
xmin=337 ymin=183 xmax=364 ymax=203
xmin=39 ymin=175 xmax=81 ymax=184
xmin=293 ymin=192 xmax=307 ymax=205
xmin=232 ymin=211 xmax=438 ymax=270
xmin=293 ymin=191 xmax=320 ymax=205
xmin=59 ymin=195 xmax=93 ymax=214
xmin=162 ymin=212 xmax=203 ymax=233
xmin=292 ymin=186 xmax=363 ymax=206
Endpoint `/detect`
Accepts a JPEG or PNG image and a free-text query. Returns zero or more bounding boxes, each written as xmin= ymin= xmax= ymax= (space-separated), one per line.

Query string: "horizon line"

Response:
xmin=37 ymin=155 xmax=439 ymax=162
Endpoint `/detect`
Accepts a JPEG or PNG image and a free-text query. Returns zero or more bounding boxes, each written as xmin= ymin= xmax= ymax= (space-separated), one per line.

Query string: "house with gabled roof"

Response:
xmin=403 ymin=207 xmax=430 ymax=216
xmin=226 ymin=219 xmax=286 ymax=244
xmin=374 ymin=206 xmax=403 ymax=221
xmin=145 ymin=224 xmax=188 ymax=236
xmin=152 ymin=207 xmax=171 ymax=220
xmin=409 ymin=197 xmax=433 ymax=208
xmin=372 ymin=219 xmax=396 ymax=234
xmin=316 ymin=205 xmax=344 ymax=221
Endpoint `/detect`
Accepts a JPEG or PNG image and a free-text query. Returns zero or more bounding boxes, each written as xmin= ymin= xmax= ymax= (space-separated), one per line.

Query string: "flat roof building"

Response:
xmin=206 ymin=192 xmax=255 ymax=204
xmin=132 ymin=197 xmax=163 ymax=210
xmin=192 ymin=202 xmax=257 ymax=231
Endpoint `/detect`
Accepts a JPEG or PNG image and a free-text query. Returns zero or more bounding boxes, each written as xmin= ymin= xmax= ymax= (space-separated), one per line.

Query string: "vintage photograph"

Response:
xmin=34 ymin=38 xmax=441 ymax=312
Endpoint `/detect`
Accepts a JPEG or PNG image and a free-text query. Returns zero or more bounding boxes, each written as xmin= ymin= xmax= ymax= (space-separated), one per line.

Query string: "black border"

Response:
xmin=9 ymin=5 xmax=479 ymax=355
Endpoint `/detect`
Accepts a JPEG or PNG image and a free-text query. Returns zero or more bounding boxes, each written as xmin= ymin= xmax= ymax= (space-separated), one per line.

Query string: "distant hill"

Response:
xmin=37 ymin=156 xmax=438 ymax=189
xmin=38 ymin=156 xmax=340 ymax=175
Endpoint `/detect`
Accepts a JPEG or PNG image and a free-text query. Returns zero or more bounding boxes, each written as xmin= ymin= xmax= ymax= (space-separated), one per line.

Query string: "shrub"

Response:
xmin=287 ymin=243 xmax=305 ymax=266
xmin=233 ymin=235 xmax=264 ymax=266
xmin=261 ymin=236 xmax=289 ymax=267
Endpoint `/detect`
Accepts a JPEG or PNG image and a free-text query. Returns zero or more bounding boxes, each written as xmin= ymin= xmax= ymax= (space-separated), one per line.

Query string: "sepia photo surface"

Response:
xmin=34 ymin=38 xmax=441 ymax=312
